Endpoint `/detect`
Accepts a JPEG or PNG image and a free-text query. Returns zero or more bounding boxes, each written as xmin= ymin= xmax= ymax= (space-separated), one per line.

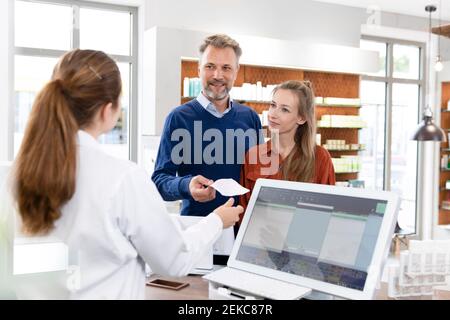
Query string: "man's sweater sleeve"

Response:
xmin=151 ymin=112 xmax=193 ymax=201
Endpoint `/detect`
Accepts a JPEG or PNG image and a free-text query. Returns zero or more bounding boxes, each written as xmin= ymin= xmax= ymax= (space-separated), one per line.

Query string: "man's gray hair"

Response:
xmin=199 ymin=34 xmax=242 ymax=61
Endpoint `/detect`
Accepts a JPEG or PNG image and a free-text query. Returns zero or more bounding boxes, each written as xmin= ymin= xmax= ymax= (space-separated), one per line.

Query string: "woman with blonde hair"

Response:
xmin=240 ymin=80 xmax=335 ymax=215
xmin=11 ymin=49 xmax=242 ymax=299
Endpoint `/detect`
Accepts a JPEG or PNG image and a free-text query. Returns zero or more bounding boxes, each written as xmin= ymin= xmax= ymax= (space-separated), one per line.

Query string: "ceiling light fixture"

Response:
xmin=412 ymin=5 xmax=446 ymax=142
xmin=435 ymin=0 xmax=444 ymax=72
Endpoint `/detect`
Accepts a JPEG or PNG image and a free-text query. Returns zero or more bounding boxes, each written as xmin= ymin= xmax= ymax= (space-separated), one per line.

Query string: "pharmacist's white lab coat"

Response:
xmin=15 ymin=131 xmax=222 ymax=300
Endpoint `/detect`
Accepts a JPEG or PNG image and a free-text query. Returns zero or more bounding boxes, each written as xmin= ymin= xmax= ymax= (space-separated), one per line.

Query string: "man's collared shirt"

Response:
xmin=196 ymin=92 xmax=232 ymax=118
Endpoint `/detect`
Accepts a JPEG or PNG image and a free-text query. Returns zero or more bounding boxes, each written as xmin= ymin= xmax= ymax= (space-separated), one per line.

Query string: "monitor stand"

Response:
xmin=303 ymin=290 xmax=346 ymax=300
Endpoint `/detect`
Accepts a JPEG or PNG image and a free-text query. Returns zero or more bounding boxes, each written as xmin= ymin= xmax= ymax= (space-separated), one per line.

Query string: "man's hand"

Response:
xmin=189 ymin=175 xmax=216 ymax=202
xmin=214 ymin=198 xmax=244 ymax=229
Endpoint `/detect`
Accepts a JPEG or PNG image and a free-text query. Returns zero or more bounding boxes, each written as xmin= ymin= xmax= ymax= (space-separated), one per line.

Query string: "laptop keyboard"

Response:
xmin=204 ymin=267 xmax=311 ymax=300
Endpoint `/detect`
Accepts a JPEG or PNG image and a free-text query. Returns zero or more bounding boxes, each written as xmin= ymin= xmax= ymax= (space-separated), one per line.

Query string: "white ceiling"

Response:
xmin=314 ymin=0 xmax=450 ymax=21
xmin=89 ymin=0 xmax=450 ymax=22
xmin=86 ymin=0 xmax=450 ymax=21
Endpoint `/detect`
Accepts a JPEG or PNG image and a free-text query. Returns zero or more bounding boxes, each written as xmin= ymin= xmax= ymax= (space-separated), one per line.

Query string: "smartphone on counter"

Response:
xmin=146 ymin=278 xmax=189 ymax=290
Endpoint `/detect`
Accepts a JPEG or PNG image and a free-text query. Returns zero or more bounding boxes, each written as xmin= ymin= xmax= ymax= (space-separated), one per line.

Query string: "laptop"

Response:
xmin=204 ymin=178 xmax=400 ymax=300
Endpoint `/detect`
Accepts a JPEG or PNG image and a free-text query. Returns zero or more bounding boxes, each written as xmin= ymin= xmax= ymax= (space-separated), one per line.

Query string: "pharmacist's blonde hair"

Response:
xmin=273 ymin=80 xmax=316 ymax=182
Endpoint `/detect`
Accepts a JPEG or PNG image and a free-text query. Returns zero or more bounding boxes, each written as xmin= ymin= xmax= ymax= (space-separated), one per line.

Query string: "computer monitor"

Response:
xmin=228 ymin=178 xmax=400 ymax=300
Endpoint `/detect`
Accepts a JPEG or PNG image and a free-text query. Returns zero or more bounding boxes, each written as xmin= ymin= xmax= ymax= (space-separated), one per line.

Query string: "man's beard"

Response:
xmin=204 ymin=81 xmax=230 ymax=101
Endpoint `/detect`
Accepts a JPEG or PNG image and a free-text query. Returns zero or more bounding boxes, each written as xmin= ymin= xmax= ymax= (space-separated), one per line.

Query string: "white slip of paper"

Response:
xmin=210 ymin=179 xmax=250 ymax=197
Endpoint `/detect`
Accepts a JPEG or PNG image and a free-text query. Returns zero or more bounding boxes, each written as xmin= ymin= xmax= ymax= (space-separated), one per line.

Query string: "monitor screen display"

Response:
xmin=236 ymin=186 xmax=388 ymax=291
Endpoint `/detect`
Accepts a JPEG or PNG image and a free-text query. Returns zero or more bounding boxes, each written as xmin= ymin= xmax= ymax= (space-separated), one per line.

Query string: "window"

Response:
xmin=391 ymin=83 xmax=420 ymax=230
xmin=14 ymin=55 xmax=58 ymax=154
xmin=358 ymin=80 xmax=386 ymax=191
xmin=14 ymin=0 xmax=137 ymax=161
xmin=15 ymin=1 xmax=72 ymax=51
xmin=80 ymin=8 xmax=131 ymax=56
xmin=360 ymin=40 xmax=387 ymax=77
xmin=393 ymin=44 xmax=420 ymax=80
xmin=359 ymin=38 xmax=424 ymax=234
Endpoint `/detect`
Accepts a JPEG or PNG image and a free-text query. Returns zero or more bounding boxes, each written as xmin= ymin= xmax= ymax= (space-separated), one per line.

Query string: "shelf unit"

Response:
xmin=181 ymin=60 xmax=362 ymax=183
xmin=325 ymin=148 xmax=365 ymax=152
xmin=439 ymin=81 xmax=450 ymax=226
xmin=317 ymin=126 xmax=364 ymax=129
xmin=182 ymin=98 xmax=361 ymax=108
xmin=303 ymin=70 xmax=361 ymax=182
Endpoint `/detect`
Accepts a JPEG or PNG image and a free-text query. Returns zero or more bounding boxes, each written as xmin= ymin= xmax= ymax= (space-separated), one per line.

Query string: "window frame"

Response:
xmin=13 ymin=0 xmax=139 ymax=161
xmin=360 ymin=35 xmax=426 ymax=235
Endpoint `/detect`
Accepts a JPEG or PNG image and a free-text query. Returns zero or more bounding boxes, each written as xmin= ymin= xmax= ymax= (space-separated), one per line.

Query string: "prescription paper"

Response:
xmin=210 ymin=179 xmax=250 ymax=197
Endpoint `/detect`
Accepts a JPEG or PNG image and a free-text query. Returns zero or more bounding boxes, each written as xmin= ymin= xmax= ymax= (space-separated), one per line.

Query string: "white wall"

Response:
xmin=0 ymin=0 xmax=14 ymax=162
xmin=144 ymin=0 xmax=365 ymax=47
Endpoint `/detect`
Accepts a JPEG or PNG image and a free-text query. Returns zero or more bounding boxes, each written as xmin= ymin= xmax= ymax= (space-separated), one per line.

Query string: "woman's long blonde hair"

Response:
xmin=13 ymin=49 xmax=122 ymax=235
xmin=274 ymin=80 xmax=316 ymax=182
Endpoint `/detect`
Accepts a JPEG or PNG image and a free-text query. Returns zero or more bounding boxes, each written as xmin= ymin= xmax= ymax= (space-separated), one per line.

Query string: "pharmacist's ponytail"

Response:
xmin=15 ymin=80 xmax=78 ymax=235
xmin=14 ymin=49 xmax=122 ymax=235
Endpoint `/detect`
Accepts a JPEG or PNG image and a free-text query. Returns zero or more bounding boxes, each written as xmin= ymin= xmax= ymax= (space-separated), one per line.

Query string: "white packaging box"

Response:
xmin=183 ymin=77 xmax=190 ymax=97
xmin=256 ymin=81 xmax=262 ymax=101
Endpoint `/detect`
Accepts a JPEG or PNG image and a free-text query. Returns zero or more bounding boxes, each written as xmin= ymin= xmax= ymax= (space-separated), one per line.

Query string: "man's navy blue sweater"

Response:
xmin=151 ymin=99 xmax=262 ymax=216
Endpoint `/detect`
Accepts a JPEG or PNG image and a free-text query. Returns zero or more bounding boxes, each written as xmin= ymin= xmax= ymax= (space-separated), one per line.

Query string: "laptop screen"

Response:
xmin=235 ymin=186 xmax=389 ymax=291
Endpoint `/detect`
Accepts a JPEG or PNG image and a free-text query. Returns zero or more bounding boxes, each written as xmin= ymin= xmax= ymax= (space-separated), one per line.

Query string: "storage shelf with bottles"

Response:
xmin=326 ymin=148 xmax=365 ymax=152
xmin=335 ymin=171 xmax=360 ymax=174
xmin=316 ymin=104 xmax=361 ymax=108
xmin=182 ymin=96 xmax=361 ymax=108
xmin=439 ymin=81 xmax=450 ymax=226
xmin=317 ymin=125 xmax=365 ymax=129
xmin=180 ymin=60 xmax=362 ymax=184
